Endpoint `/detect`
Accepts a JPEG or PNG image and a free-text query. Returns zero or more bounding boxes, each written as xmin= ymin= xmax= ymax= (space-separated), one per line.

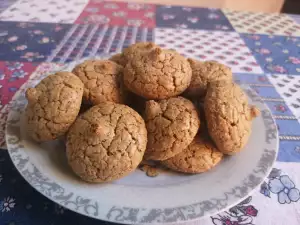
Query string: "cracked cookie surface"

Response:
xmin=25 ymin=72 xmax=84 ymax=142
xmin=184 ymin=59 xmax=232 ymax=98
xmin=123 ymin=42 xmax=158 ymax=63
xmin=124 ymin=47 xmax=192 ymax=99
xmin=162 ymin=135 xmax=223 ymax=173
xmin=66 ymin=102 xmax=147 ymax=183
xmin=72 ymin=60 xmax=125 ymax=105
xmin=144 ymin=96 xmax=200 ymax=160
xmin=204 ymin=81 xmax=259 ymax=155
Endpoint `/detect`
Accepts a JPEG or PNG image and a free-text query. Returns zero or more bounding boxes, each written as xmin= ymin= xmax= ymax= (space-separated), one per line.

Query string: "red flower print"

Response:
xmin=288 ymin=57 xmax=300 ymax=65
xmin=228 ymin=61 xmax=239 ymax=65
xmin=244 ymin=205 xmax=258 ymax=216
xmin=258 ymin=76 xmax=267 ymax=82
xmin=198 ymin=55 xmax=206 ymax=59
xmin=275 ymin=104 xmax=287 ymax=112
xmin=216 ymin=55 xmax=226 ymax=60
xmin=175 ymin=44 xmax=184 ymax=48
xmin=225 ymin=219 xmax=233 ymax=225
xmin=242 ymin=67 xmax=253 ymax=72
xmin=273 ymin=65 xmax=287 ymax=73
xmin=258 ymin=48 xmax=271 ymax=55
xmin=205 ymin=50 xmax=214 ymax=54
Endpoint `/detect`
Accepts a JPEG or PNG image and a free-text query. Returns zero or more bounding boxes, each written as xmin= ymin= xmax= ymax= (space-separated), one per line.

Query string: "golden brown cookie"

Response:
xmin=72 ymin=60 xmax=126 ymax=105
xmin=66 ymin=102 xmax=147 ymax=183
xmin=204 ymin=81 xmax=259 ymax=155
xmin=124 ymin=48 xmax=192 ymax=99
xmin=123 ymin=42 xmax=158 ymax=63
xmin=162 ymin=135 xmax=223 ymax=173
xmin=184 ymin=59 xmax=232 ymax=98
xmin=109 ymin=53 xmax=127 ymax=67
xmin=144 ymin=96 xmax=200 ymax=160
xmin=25 ymin=72 xmax=84 ymax=142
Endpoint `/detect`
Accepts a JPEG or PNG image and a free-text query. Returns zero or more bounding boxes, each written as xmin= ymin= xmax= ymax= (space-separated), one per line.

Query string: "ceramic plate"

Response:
xmin=6 ymin=59 xmax=278 ymax=224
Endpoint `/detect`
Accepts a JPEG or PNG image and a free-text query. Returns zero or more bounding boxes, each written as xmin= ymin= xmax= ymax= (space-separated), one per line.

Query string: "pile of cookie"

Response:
xmin=25 ymin=42 xmax=259 ymax=183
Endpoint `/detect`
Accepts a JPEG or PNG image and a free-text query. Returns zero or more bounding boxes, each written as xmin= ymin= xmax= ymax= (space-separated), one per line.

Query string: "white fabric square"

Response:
xmin=268 ymin=74 xmax=300 ymax=121
xmin=155 ymin=28 xmax=263 ymax=74
xmin=0 ymin=0 xmax=89 ymax=23
xmin=223 ymin=10 xmax=300 ymax=36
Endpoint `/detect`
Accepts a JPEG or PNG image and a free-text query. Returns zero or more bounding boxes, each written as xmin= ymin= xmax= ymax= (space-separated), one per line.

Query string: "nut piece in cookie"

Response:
xmin=124 ymin=47 xmax=192 ymax=99
xmin=184 ymin=59 xmax=232 ymax=98
xmin=72 ymin=60 xmax=126 ymax=105
xmin=66 ymin=102 xmax=148 ymax=183
xmin=204 ymin=81 xmax=259 ymax=155
xmin=162 ymin=135 xmax=223 ymax=173
xmin=144 ymin=96 xmax=200 ymax=160
xmin=109 ymin=53 xmax=127 ymax=67
xmin=123 ymin=42 xmax=158 ymax=63
xmin=25 ymin=72 xmax=84 ymax=142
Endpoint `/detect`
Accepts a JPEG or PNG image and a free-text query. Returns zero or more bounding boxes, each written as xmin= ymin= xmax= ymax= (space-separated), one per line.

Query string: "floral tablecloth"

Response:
xmin=0 ymin=0 xmax=300 ymax=225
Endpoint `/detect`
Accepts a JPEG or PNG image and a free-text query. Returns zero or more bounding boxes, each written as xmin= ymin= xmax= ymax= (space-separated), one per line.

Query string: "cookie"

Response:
xmin=144 ymin=96 xmax=200 ymax=160
xmin=109 ymin=53 xmax=127 ymax=67
xmin=66 ymin=102 xmax=147 ymax=183
xmin=184 ymin=59 xmax=232 ymax=98
xmin=25 ymin=72 xmax=84 ymax=142
xmin=162 ymin=135 xmax=223 ymax=173
xmin=124 ymin=47 xmax=192 ymax=99
xmin=72 ymin=60 xmax=126 ymax=105
xmin=123 ymin=42 xmax=158 ymax=63
xmin=204 ymin=81 xmax=259 ymax=155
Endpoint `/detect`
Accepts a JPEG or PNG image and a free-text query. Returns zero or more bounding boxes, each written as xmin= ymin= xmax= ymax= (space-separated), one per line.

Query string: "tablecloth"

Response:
xmin=0 ymin=0 xmax=300 ymax=224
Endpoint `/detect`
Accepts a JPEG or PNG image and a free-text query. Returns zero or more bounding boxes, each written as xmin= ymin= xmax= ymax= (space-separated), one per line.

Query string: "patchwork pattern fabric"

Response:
xmin=156 ymin=6 xmax=234 ymax=31
xmin=76 ymin=1 xmax=155 ymax=27
xmin=268 ymin=74 xmax=300 ymax=121
xmin=0 ymin=1 xmax=298 ymax=225
xmin=241 ymin=34 xmax=300 ymax=75
xmin=0 ymin=22 xmax=71 ymax=62
xmin=224 ymin=10 xmax=300 ymax=36
xmin=0 ymin=0 xmax=89 ymax=23
xmin=47 ymin=25 xmax=154 ymax=63
xmin=155 ymin=28 xmax=263 ymax=73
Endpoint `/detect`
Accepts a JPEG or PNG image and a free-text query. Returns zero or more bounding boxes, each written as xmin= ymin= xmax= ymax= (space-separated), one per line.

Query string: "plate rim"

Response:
xmin=5 ymin=60 xmax=279 ymax=224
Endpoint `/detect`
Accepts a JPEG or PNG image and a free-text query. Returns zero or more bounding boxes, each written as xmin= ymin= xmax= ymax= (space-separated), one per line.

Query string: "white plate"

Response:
xmin=5 ymin=60 xmax=278 ymax=224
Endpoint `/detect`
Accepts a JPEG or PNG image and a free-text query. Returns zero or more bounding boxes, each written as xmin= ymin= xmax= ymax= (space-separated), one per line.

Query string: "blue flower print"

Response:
xmin=7 ymin=62 xmax=23 ymax=71
xmin=11 ymin=70 xmax=27 ymax=78
xmin=269 ymin=175 xmax=300 ymax=204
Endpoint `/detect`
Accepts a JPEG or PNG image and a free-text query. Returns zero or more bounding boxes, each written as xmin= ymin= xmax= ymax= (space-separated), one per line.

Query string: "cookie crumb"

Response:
xmin=250 ymin=106 xmax=260 ymax=118
xmin=146 ymin=167 xmax=160 ymax=177
xmin=138 ymin=164 xmax=160 ymax=177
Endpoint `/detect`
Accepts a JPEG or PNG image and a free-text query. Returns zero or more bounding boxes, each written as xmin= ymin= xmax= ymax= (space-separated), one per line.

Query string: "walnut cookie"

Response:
xmin=66 ymin=102 xmax=147 ymax=183
xmin=162 ymin=135 xmax=223 ymax=173
xmin=25 ymin=72 xmax=84 ymax=142
xmin=72 ymin=60 xmax=126 ymax=105
xmin=144 ymin=96 xmax=200 ymax=161
xmin=124 ymin=47 xmax=192 ymax=99
xmin=204 ymin=81 xmax=260 ymax=155
xmin=184 ymin=59 xmax=232 ymax=98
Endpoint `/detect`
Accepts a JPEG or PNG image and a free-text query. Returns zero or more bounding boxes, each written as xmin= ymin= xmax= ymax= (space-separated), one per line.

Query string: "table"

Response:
xmin=0 ymin=1 xmax=300 ymax=225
